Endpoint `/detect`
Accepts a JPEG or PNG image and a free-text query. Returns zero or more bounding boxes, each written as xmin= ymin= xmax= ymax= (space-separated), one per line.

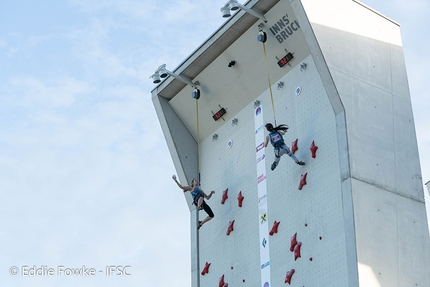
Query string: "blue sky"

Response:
xmin=0 ymin=0 xmax=429 ymax=286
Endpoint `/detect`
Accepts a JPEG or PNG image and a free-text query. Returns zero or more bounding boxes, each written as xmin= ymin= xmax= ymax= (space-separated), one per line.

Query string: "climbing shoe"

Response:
xmin=271 ymin=162 xmax=278 ymax=171
xmin=296 ymin=160 xmax=305 ymax=166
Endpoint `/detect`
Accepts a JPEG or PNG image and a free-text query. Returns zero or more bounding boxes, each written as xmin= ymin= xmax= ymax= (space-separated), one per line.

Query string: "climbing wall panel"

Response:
xmin=196 ymin=53 xmax=348 ymax=287
xmin=266 ymin=55 xmax=348 ymax=286
xmin=198 ymin=101 xmax=261 ymax=287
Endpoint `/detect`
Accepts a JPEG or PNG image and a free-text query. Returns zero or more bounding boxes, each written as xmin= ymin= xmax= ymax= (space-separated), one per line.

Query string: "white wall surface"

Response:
xmin=300 ymin=0 xmax=430 ymax=286
xmin=196 ymin=53 xmax=350 ymax=286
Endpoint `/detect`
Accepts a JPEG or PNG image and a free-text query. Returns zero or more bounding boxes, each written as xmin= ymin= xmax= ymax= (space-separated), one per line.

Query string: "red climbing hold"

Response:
xmin=201 ymin=262 xmax=211 ymax=275
xmin=237 ymin=191 xmax=244 ymax=207
xmin=284 ymin=269 xmax=295 ymax=284
xmin=298 ymin=172 xmax=307 ymax=190
xmin=291 ymin=138 xmax=298 ymax=154
xmin=294 ymin=242 xmax=302 ymax=261
xmin=309 ymin=140 xmax=318 ymax=158
xmin=221 ymin=188 xmax=229 ymax=204
xmin=289 ymin=233 xmax=297 ymax=252
xmin=269 ymin=220 xmax=280 ymax=236
xmin=219 ymin=274 xmax=225 ymax=287
xmin=226 ymin=220 xmax=235 ymax=235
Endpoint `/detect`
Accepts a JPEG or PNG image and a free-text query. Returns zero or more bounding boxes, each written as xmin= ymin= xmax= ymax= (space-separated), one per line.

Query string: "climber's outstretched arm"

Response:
xmin=172 ymin=175 xmax=192 ymax=192
xmin=203 ymin=190 xmax=215 ymax=200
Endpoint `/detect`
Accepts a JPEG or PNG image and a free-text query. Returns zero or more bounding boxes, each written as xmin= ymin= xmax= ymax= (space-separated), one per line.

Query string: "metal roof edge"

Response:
xmin=150 ymin=0 xmax=280 ymax=97
xmin=352 ymin=0 xmax=400 ymax=26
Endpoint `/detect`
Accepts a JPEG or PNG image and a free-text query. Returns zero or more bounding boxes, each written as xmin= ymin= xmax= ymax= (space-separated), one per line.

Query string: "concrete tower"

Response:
xmin=151 ymin=1 xmax=430 ymax=286
xmin=426 ymin=181 xmax=430 ymax=197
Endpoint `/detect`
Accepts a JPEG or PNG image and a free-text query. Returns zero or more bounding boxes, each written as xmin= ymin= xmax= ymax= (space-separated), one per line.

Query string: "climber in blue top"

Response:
xmin=264 ymin=123 xmax=305 ymax=171
xmin=172 ymin=175 xmax=215 ymax=229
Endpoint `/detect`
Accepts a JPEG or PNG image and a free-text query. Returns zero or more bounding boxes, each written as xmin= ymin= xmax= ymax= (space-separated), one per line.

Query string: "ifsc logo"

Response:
xmin=263 ymin=282 xmax=270 ymax=287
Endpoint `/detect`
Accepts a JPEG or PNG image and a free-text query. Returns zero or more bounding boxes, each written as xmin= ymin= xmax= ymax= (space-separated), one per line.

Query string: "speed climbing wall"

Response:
xmin=197 ymin=54 xmax=349 ymax=287
xmin=152 ymin=0 xmax=430 ymax=286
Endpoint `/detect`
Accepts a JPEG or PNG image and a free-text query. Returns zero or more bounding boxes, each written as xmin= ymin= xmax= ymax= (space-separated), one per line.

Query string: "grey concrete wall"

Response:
xmin=300 ymin=0 xmax=430 ymax=286
xmin=426 ymin=181 xmax=430 ymax=197
xmin=152 ymin=0 xmax=430 ymax=286
xmin=152 ymin=94 xmax=199 ymax=210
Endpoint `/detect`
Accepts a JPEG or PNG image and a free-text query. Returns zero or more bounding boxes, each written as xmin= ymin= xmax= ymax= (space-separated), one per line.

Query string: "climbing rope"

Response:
xmin=262 ymin=41 xmax=277 ymax=126
xmin=195 ymin=98 xmax=201 ymax=181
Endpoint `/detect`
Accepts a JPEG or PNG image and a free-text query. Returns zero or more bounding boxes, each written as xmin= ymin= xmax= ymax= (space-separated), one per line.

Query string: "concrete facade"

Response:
xmin=427 ymin=180 xmax=430 ymax=197
xmin=151 ymin=0 xmax=430 ymax=286
xmin=298 ymin=0 xmax=430 ymax=286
